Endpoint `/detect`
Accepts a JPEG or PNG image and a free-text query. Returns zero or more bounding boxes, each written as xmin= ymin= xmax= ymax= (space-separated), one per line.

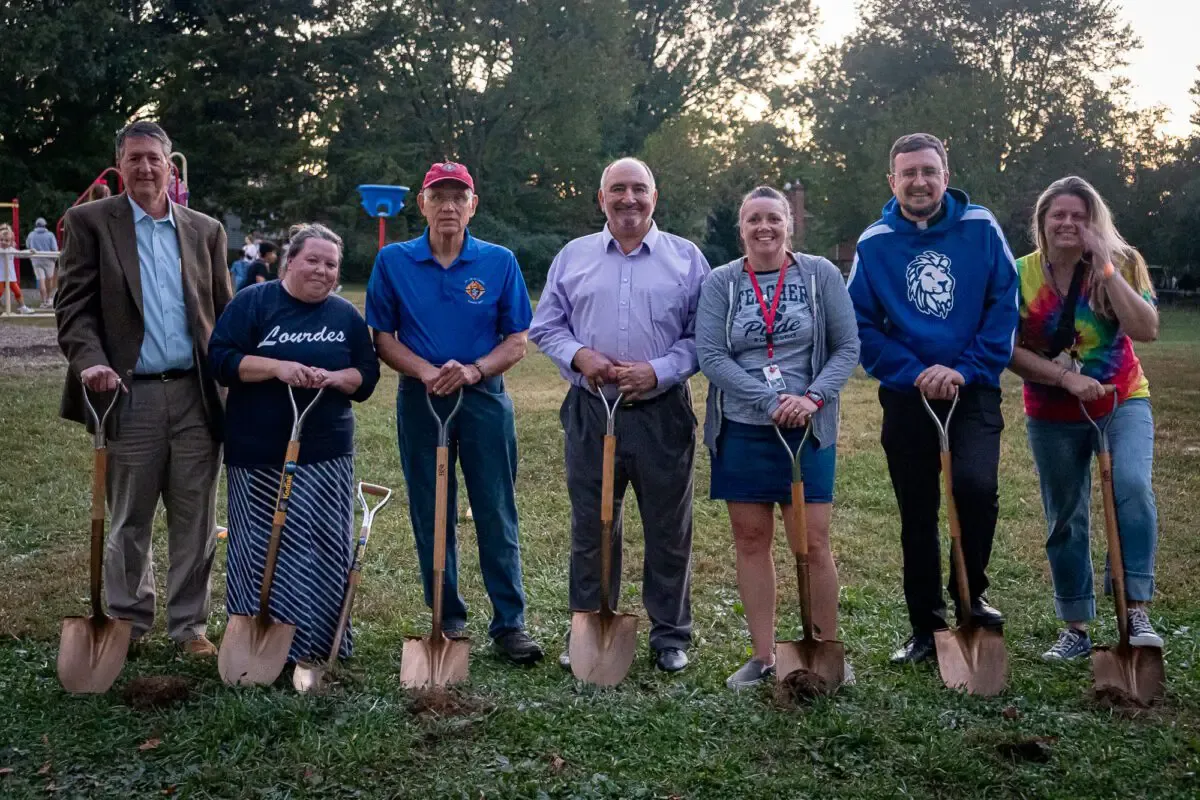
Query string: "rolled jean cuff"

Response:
xmin=1054 ymin=594 xmax=1095 ymax=623
xmin=1105 ymin=570 xmax=1155 ymax=602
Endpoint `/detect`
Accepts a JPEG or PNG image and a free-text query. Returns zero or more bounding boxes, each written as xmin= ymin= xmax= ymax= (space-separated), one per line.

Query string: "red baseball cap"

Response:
xmin=421 ymin=161 xmax=475 ymax=191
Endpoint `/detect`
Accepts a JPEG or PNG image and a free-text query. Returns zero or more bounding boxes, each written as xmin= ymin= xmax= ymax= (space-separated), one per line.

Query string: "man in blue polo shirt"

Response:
xmin=365 ymin=161 xmax=543 ymax=665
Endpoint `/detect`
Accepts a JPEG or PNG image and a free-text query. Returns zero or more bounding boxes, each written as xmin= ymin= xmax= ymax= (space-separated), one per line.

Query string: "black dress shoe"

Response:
xmin=889 ymin=633 xmax=936 ymax=665
xmin=492 ymin=630 xmax=544 ymax=665
xmin=654 ymin=647 xmax=689 ymax=673
xmin=958 ymin=597 xmax=1005 ymax=629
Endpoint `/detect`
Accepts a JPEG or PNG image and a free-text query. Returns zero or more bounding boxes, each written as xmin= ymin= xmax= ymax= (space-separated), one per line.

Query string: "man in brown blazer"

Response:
xmin=56 ymin=121 xmax=232 ymax=655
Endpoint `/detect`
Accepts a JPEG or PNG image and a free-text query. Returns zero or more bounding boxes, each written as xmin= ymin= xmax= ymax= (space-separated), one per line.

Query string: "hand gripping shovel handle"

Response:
xmin=322 ymin=481 xmax=393 ymax=669
xmin=81 ymin=376 xmax=122 ymax=618
xmin=426 ymin=389 xmax=464 ymax=639
xmin=1080 ymin=391 xmax=1128 ymax=644
xmin=775 ymin=424 xmax=814 ymax=640
xmin=920 ymin=391 xmax=972 ymax=615
xmin=258 ymin=386 xmax=325 ymax=625
xmin=599 ymin=392 xmax=622 ymax=614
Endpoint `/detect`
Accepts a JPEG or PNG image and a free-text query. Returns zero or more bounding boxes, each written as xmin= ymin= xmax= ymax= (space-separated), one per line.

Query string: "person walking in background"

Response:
xmin=1008 ymin=176 xmax=1164 ymax=660
xmin=27 ymin=217 xmax=59 ymax=309
xmin=366 ymin=161 xmax=543 ymax=665
xmin=210 ymin=223 xmax=380 ymax=664
xmin=696 ymin=186 xmax=859 ymax=688
xmin=236 ymin=240 xmax=279 ymax=292
xmin=55 ymin=121 xmax=232 ymax=656
xmin=530 ymin=157 xmax=709 ymax=674
xmin=847 ymin=132 xmax=1018 ymax=666
xmin=0 ymin=223 xmax=32 ymax=314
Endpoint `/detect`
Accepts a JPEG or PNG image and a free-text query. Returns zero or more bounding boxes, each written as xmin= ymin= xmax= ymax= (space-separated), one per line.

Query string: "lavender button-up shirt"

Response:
xmin=530 ymin=222 xmax=710 ymax=398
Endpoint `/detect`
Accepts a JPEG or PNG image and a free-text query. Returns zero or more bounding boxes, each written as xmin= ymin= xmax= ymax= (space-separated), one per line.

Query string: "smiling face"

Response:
xmin=599 ymin=159 xmax=657 ymax=240
xmin=283 ymin=238 xmax=340 ymax=303
xmin=1042 ymin=192 xmax=1090 ymax=252
xmin=739 ymin=196 xmax=791 ymax=266
xmin=417 ymin=182 xmax=478 ymax=238
xmin=888 ymin=148 xmax=949 ymax=221
xmin=117 ymin=136 xmax=170 ymax=211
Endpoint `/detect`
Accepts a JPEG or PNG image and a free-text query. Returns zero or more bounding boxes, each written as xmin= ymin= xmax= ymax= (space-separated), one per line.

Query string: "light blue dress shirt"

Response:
xmin=129 ymin=195 xmax=194 ymax=373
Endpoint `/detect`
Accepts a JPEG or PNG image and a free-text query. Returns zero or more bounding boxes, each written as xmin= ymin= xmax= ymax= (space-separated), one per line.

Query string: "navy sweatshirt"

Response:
xmin=846 ymin=188 xmax=1019 ymax=392
xmin=209 ymin=281 xmax=381 ymax=468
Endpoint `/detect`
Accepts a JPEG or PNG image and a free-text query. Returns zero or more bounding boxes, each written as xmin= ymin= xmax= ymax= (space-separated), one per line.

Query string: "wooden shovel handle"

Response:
xmin=90 ymin=447 xmax=107 ymax=618
xmin=431 ymin=444 xmax=450 ymax=636
xmin=1097 ymin=452 xmax=1130 ymax=645
xmin=788 ymin=480 xmax=816 ymax=640
xmin=259 ymin=439 xmax=300 ymax=625
xmin=326 ymin=570 xmax=359 ymax=669
xmin=360 ymin=482 xmax=390 ymax=497
xmin=599 ymin=433 xmax=616 ymax=612
xmin=940 ymin=451 xmax=973 ymax=616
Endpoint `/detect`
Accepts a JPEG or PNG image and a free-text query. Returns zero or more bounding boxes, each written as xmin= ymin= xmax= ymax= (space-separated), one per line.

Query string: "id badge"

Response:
xmin=762 ymin=364 xmax=787 ymax=392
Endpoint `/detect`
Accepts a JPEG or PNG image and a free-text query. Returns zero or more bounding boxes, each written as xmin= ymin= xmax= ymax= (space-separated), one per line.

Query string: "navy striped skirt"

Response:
xmin=226 ymin=455 xmax=356 ymax=664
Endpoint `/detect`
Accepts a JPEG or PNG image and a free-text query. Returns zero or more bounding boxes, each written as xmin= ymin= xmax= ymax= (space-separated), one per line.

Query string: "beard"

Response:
xmin=901 ymin=198 xmax=941 ymax=220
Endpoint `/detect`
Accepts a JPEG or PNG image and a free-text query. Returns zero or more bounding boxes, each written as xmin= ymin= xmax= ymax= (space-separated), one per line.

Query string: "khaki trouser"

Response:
xmin=105 ymin=374 xmax=221 ymax=642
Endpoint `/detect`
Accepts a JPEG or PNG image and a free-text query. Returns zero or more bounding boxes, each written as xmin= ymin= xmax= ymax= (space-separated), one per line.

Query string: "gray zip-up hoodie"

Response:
xmin=696 ymin=253 xmax=860 ymax=451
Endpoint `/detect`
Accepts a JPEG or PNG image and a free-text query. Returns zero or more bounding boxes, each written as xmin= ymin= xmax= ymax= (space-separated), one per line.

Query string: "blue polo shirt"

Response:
xmin=364 ymin=228 xmax=533 ymax=365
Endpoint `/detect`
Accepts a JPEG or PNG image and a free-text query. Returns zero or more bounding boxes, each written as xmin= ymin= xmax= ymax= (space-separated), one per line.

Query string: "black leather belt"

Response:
xmin=132 ymin=367 xmax=197 ymax=382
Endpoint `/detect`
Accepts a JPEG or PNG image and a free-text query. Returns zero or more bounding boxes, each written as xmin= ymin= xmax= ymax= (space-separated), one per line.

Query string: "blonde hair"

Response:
xmin=0 ymin=223 xmax=13 ymax=246
xmin=1032 ymin=176 xmax=1153 ymax=318
xmin=737 ymin=186 xmax=794 ymax=251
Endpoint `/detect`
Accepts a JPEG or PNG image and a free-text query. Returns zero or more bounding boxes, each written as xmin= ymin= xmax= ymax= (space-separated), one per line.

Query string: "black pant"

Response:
xmin=880 ymin=385 xmax=1004 ymax=635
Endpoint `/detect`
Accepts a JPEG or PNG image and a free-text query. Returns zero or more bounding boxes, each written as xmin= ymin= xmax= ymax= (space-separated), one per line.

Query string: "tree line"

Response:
xmin=2 ymin=0 xmax=1197 ymax=284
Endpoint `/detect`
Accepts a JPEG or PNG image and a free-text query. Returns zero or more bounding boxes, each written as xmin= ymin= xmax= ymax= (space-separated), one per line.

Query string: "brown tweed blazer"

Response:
xmin=55 ymin=194 xmax=232 ymax=439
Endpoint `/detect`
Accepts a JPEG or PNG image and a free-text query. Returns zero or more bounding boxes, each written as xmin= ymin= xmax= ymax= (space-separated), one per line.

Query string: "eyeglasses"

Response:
xmin=892 ymin=167 xmax=945 ymax=181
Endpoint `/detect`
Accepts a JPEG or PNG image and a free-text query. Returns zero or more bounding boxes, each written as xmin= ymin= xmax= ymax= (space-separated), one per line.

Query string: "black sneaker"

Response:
xmin=889 ymin=633 xmax=936 ymax=665
xmin=492 ymin=630 xmax=544 ymax=665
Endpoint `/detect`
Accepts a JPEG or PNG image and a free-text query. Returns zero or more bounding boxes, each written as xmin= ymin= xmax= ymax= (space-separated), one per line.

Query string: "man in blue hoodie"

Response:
xmin=847 ymin=133 xmax=1018 ymax=665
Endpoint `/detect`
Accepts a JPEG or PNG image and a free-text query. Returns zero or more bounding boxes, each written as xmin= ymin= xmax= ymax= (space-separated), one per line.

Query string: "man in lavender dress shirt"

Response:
xmin=529 ymin=157 xmax=710 ymax=673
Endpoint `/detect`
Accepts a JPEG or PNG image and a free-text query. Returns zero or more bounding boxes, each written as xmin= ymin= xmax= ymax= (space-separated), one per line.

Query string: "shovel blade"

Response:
xmin=1092 ymin=644 xmax=1165 ymax=706
xmin=935 ymin=626 xmax=1007 ymax=696
xmin=292 ymin=661 xmax=328 ymax=694
xmin=569 ymin=610 xmax=638 ymax=687
xmin=400 ymin=635 xmax=470 ymax=689
xmin=57 ymin=614 xmax=133 ymax=694
xmin=776 ymin=637 xmax=845 ymax=691
xmin=218 ymin=614 xmax=296 ymax=687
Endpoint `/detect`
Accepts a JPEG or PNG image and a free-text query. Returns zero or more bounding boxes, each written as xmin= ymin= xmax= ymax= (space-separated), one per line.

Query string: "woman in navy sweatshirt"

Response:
xmin=209 ymin=223 xmax=380 ymax=666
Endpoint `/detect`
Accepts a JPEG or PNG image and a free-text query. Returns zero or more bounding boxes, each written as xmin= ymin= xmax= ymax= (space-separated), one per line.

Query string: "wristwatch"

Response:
xmin=804 ymin=390 xmax=824 ymax=410
xmin=472 ymin=361 xmax=488 ymax=382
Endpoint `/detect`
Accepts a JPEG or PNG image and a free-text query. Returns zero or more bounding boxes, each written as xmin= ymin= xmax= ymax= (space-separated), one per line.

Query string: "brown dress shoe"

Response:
xmin=179 ymin=635 xmax=218 ymax=657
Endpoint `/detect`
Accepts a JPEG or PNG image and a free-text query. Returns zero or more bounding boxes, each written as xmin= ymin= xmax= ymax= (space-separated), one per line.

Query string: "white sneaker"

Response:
xmin=1128 ymin=607 xmax=1164 ymax=648
xmin=842 ymin=659 xmax=856 ymax=687
xmin=17 ymin=305 xmax=33 ymax=314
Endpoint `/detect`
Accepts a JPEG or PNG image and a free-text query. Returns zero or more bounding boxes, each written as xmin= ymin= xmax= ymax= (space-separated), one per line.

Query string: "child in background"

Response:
xmin=0 ymin=223 xmax=32 ymax=314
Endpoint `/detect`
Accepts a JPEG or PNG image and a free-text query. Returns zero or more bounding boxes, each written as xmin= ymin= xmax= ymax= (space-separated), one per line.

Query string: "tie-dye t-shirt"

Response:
xmin=1015 ymin=250 xmax=1151 ymax=422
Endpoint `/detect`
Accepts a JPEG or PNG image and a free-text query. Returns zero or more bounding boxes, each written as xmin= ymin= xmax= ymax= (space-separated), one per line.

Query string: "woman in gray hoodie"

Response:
xmin=696 ymin=186 xmax=859 ymax=688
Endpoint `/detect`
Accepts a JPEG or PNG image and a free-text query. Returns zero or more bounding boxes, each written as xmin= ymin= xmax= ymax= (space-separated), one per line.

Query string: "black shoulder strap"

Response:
xmin=1047 ymin=262 xmax=1087 ymax=359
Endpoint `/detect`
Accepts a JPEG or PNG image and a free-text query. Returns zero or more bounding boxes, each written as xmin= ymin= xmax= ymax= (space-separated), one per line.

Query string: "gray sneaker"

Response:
xmin=1043 ymin=628 xmax=1092 ymax=661
xmin=1128 ymin=608 xmax=1164 ymax=648
xmin=726 ymin=657 xmax=775 ymax=689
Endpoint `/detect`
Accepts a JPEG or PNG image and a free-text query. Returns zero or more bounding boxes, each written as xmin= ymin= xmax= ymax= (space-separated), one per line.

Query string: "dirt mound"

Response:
xmin=774 ymin=669 xmax=835 ymax=707
xmin=122 ymin=676 xmax=192 ymax=711
xmin=407 ymin=688 xmax=489 ymax=718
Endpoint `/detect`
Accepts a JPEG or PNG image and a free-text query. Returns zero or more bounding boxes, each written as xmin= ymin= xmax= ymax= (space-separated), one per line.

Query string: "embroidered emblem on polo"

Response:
xmin=906 ymin=250 xmax=955 ymax=319
xmin=464 ymin=278 xmax=487 ymax=302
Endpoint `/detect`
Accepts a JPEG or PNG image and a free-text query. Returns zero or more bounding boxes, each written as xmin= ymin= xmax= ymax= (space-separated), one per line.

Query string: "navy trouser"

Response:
xmin=397 ymin=375 xmax=528 ymax=638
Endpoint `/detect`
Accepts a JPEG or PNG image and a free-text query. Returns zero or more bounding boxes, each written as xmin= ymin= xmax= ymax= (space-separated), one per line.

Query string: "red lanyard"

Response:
xmin=745 ymin=259 xmax=788 ymax=359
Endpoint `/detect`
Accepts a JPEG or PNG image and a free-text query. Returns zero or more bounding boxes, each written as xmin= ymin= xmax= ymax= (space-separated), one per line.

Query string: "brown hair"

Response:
xmin=889 ymin=133 xmax=948 ymax=173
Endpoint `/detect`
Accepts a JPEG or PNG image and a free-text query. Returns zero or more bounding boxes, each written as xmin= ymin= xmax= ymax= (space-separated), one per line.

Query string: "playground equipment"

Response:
xmin=356 ymin=184 xmax=410 ymax=251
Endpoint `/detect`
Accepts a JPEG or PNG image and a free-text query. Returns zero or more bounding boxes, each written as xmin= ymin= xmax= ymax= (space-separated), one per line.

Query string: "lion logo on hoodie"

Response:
xmin=906 ymin=250 xmax=955 ymax=319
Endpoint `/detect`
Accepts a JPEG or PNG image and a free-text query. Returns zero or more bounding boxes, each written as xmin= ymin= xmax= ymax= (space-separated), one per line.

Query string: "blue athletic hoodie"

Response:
xmin=846 ymin=188 xmax=1018 ymax=392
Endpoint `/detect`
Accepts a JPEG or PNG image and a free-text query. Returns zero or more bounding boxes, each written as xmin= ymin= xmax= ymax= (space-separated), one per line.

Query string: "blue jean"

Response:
xmin=397 ymin=376 xmax=527 ymax=638
xmin=1026 ymin=398 xmax=1158 ymax=622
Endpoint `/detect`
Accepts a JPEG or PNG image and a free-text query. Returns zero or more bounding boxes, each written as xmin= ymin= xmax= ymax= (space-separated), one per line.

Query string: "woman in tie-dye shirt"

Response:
xmin=1008 ymin=176 xmax=1162 ymax=662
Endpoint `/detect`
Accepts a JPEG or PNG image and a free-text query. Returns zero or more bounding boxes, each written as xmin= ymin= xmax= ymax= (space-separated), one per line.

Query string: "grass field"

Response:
xmin=1 ymin=301 xmax=1198 ymax=798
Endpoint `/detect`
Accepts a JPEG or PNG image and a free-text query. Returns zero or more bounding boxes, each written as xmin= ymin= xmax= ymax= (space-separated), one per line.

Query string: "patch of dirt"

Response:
xmin=997 ymin=736 xmax=1057 ymax=763
xmin=122 ymin=676 xmax=192 ymax=711
xmin=1093 ymin=685 xmax=1159 ymax=711
xmin=407 ymin=688 xmax=490 ymax=719
xmin=774 ymin=669 xmax=836 ymax=707
xmin=0 ymin=322 xmax=65 ymax=372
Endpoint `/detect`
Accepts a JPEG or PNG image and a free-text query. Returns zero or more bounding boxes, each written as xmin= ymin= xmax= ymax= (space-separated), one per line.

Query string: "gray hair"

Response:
xmin=115 ymin=121 xmax=172 ymax=163
xmin=282 ymin=223 xmax=343 ymax=274
xmin=889 ymin=132 xmax=948 ymax=173
xmin=600 ymin=157 xmax=655 ymax=191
